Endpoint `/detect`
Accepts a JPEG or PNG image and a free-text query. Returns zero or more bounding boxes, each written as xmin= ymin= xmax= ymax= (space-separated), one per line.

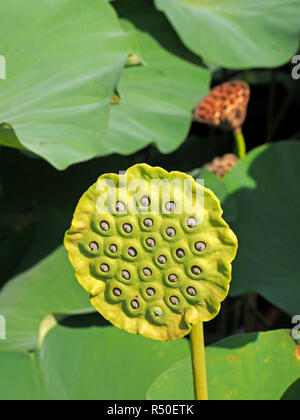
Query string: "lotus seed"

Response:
xmin=187 ymin=287 xmax=197 ymax=296
xmin=115 ymin=201 xmax=126 ymax=213
xmin=123 ymin=223 xmax=132 ymax=233
xmin=165 ymin=201 xmax=176 ymax=212
xmin=195 ymin=241 xmax=206 ymax=252
xmin=191 ymin=266 xmax=202 ymax=276
xmin=166 ymin=227 xmax=176 ymax=237
xmin=176 ymin=248 xmax=185 ymax=258
xmin=146 ymin=288 xmax=155 ymax=297
xmin=170 ymin=296 xmax=179 ymax=305
xmin=168 ymin=274 xmax=178 ymax=283
xmin=89 ymin=241 xmax=99 ymax=252
xmin=143 ymin=268 xmax=152 ymax=276
xmin=100 ymin=263 xmax=109 ymax=273
xmin=143 ymin=218 xmax=153 ymax=227
xmin=131 ymin=299 xmax=139 ymax=310
xmin=186 ymin=217 xmax=197 ymax=228
xmin=146 ymin=238 xmax=155 ymax=247
xmin=153 ymin=307 xmax=163 ymax=317
xmin=100 ymin=221 xmax=110 ymax=231
xmin=157 ymin=255 xmax=167 ymax=264
xmin=140 ymin=195 xmax=151 ymax=207
xmin=109 ymin=244 xmax=117 ymax=253
xmin=113 ymin=288 xmax=122 ymax=297
xmin=128 ymin=247 xmax=137 ymax=257
xmin=122 ymin=270 xmax=130 ymax=280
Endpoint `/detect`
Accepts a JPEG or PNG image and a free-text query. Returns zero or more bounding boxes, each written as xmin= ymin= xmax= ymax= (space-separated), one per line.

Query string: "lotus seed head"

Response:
xmin=146 ymin=288 xmax=155 ymax=297
xmin=65 ymin=163 xmax=238 ymax=341
xmin=165 ymin=201 xmax=176 ymax=212
xmin=100 ymin=263 xmax=109 ymax=273
xmin=168 ymin=274 xmax=178 ymax=283
xmin=116 ymin=201 xmax=126 ymax=213
xmin=122 ymin=270 xmax=130 ymax=280
xmin=143 ymin=218 xmax=153 ymax=227
xmin=100 ymin=221 xmax=110 ymax=231
xmin=186 ymin=217 xmax=197 ymax=228
xmin=187 ymin=287 xmax=197 ymax=296
xmin=109 ymin=244 xmax=117 ymax=253
xmin=146 ymin=238 xmax=155 ymax=247
xmin=123 ymin=223 xmax=132 ymax=233
xmin=166 ymin=227 xmax=176 ymax=237
xmin=195 ymin=241 xmax=206 ymax=252
xmin=140 ymin=195 xmax=151 ymax=207
xmin=143 ymin=268 xmax=152 ymax=277
xmin=128 ymin=247 xmax=137 ymax=257
xmin=176 ymin=248 xmax=185 ymax=258
xmin=89 ymin=241 xmax=99 ymax=252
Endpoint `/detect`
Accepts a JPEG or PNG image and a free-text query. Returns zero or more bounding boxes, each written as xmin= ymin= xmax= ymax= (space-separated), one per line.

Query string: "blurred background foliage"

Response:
xmin=0 ymin=0 xmax=299 ymax=400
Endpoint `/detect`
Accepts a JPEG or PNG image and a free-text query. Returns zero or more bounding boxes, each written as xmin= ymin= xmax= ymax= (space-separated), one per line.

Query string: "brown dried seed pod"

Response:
xmin=206 ymin=153 xmax=239 ymax=178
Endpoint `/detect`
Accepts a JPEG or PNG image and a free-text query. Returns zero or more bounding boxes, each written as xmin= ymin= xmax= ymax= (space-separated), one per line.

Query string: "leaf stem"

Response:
xmin=234 ymin=129 xmax=246 ymax=159
xmin=190 ymin=322 xmax=208 ymax=400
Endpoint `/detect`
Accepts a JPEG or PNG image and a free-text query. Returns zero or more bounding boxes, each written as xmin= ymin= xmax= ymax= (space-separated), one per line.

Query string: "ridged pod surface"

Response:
xmin=64 ymin=164 xmax=238 ymax=341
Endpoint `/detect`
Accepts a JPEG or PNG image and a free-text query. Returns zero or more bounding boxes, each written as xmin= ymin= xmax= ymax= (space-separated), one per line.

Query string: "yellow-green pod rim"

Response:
xmin=64 ymin=164 xmax=238 ymax=341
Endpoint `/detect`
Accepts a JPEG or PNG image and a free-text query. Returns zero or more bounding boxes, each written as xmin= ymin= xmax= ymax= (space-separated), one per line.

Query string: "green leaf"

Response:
xmin=0 ymin=0 xmax=130 ymax=169
xmin=99 ymin=0 xmax=210 ymax=156
xmin=0 ymin=247 xmax=91 ymax=352
xmin=154 ymin=0 xmax=300 ymax=69
xmin=0 ymin=324 xmax=190 ymax=400
xmin=147 ymin=330 xmax=300 ymax=400
xmin=203 ymin=141 xmax=300 ymax=315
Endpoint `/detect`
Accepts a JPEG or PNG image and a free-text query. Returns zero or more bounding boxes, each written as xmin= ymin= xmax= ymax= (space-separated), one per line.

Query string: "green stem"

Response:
xmin=234 ymin=129 xmax=246 ymax=159
xmin=190 ymin=322 xmax=208 ymax=400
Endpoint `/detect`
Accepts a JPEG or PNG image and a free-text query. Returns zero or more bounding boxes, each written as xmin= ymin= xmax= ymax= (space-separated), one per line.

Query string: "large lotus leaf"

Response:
xmin=0 ymin=247 xmax=92 ymax=352
xmin=199 ymin=141 xmax=300 ymax=315
xmin=0 ymin=324 xmax=190 ymax=400
xmin=98 ymin=0 xmax=210 ymax=157
xmin=147 ymin=330 xmax=300 ymax=400
xmin=0 ymin=0 xmax=130 ymax=169
xmin=154 ymin=0 xmax=300 ymax=69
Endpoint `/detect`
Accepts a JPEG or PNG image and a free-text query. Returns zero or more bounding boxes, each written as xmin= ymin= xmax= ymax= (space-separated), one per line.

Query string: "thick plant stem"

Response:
xmin=234 ymin=128 xmax=246 ymax=159
xmin=190 ymin=322 xmax=208 ymax=400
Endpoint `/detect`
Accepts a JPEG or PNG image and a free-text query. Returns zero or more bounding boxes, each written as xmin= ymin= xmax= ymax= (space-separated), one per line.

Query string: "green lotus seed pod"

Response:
xmin=64 ymin=164 xmax=238 ymax=341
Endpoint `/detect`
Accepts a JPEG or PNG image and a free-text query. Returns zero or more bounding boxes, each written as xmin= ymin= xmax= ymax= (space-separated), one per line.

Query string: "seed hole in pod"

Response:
xmin=143 ymin=218 xmax=153 ymax=228
xmin=157 ymin=255 xmax=167 ymax=265
xmin=166 ymin=227 xmax=176 ymax=237
xmin=109 ymin=244 xmax=118 ymax=253
xmin=146 ymin=287 xmax=155 ymax=297
xmin=122 ymin=270 xmax=131 ymax=280
xmin=100 ymin=221 xmax=110 ymax=232
xmin=131 ymin=299 xmax=139 ymax=310
xmin=186 ymin=217 xmax=197 ymax=229
xmin=176 ymin=249 xmax=185 ymax=258
xmin=100 ymin=263 xmax=110 ymax=273
xmin=168 ymin=274 xmax=178 ymax=283
xmin=153 ymin=307 xmax=163 ymax=317
xmin=113 ymin=288 xmax=122 ymax=297
xmin=170 ymin=296 xmax=179 ymax=305
xmin=195 ymin=241 xmax=206 ymax=252
xmin=140 ymin=195 xmax=151 ymax=207
xmin=115 ymin=201 xmax=127 ymax=213
xmin=187 ymin=287 xmax=197 ymax=296
xmin=143 ymin=268 xmax=152 ymax=277
xmin=89 ymin=241 xmax=99 ymax=252
xmin=123 ymin=223 xmax=132 ymax=233
xmin=165 ymin=201 xmax=176 ymax=212
xmin=128 ymin=247 xmax=137 ymax=257
xmin=191 ymin=266 xmax=202 ymax=276
xmin=146 ymin=238 xmax=156 ymax=248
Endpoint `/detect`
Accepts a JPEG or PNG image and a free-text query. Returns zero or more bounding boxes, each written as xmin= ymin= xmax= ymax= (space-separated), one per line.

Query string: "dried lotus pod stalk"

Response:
xmin=194 ymin=81 xmax=250 ymax=159
xmin=206 ymin=153 xmax=239 ymax=178
xmin=64 ymin=163 xmax=238 ymax=400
